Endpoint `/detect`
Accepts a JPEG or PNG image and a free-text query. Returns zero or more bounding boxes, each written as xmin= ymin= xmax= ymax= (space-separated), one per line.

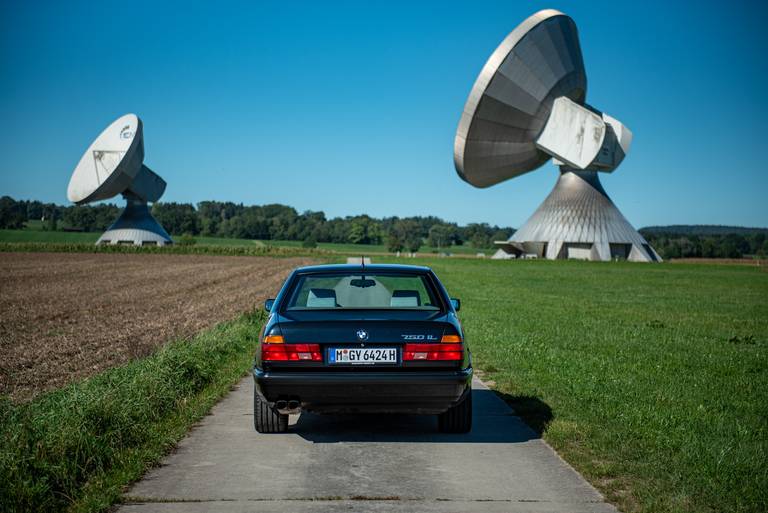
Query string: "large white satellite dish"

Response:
xmin=68 ymin=114 xmax=172 ymax=246
xmin=454 ymin=9 xmax=660 ymax=262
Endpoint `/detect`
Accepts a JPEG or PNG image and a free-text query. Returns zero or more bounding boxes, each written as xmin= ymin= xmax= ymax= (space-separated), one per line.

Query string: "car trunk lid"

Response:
xmin=278 ymin=320 xmax=447 ymax=344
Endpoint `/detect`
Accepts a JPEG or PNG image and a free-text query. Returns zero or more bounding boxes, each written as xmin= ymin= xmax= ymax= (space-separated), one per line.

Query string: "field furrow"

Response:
xmin=0 ymin=252 xmax=314 ymax=400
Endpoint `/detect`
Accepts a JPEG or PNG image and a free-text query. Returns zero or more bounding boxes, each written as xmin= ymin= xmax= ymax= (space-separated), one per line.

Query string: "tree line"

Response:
xmin=0 ymin=196 xmax=513 ymax=252
xmin=154 ymin=201 xmax=516 ymax=251
xmin=641 ymin=225 xmax=768 ymax=237
xmin=3 ymin=195 xmax=765 ymax=257
xmin=639 ymin=230 xmax=768 ymax=259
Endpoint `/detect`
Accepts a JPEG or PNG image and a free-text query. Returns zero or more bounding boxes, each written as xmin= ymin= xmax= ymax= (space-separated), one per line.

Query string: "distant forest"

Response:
xmin=0 ymin=196 xmax=514 ymax=252
xmin=641 ymin=225 xmax=768 ymax=236
xmin=1 ymin=196 xmax=765 ymax=258
xmin=638 ymin=228 xmax=767 ymax=259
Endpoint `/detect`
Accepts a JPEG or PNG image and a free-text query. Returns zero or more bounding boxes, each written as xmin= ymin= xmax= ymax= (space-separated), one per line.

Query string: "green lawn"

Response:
xmin=0 ymin=229 xmax=99 ymax=243
xmin=262 ymin=239 xmax=487 ymax=255
xmin=0 ymin=230 xmax=491 ymax=255
xmin=262 ymin=239 xmax=389 ymax=253
xmin=384 ymin=257 xmax=765 ymax=513
xmin=0 ymin=229 xmax=263 ymax=247
xmin=23 ymin=219 xmax=45 ymax=230
xmin=193 ymin=236 xmax=265 ymax=246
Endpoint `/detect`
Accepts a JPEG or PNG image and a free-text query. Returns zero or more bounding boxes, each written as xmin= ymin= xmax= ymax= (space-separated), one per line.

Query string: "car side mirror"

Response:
xmin=264 ymin=298 xmax=275 ymax=312
xmin=450 ymin=298 xmax=461 ymax=311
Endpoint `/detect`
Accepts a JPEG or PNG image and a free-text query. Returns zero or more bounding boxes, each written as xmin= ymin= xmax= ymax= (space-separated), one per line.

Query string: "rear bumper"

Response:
xmin=253 ymin=367 xmax=472 ymax=414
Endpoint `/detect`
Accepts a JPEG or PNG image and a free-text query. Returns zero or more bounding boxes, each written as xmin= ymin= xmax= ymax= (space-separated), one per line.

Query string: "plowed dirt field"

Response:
xmin=0 ymin=252 xmax=314 ymax=401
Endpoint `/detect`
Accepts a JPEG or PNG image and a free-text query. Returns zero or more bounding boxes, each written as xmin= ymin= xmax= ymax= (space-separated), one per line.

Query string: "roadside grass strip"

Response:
xmin=0 ymin=311 xmax=265 ymax=513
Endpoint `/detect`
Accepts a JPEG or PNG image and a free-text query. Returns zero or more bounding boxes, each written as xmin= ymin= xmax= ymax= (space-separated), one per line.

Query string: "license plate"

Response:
xmin=328 ymin=347 xmax=399 ymax=365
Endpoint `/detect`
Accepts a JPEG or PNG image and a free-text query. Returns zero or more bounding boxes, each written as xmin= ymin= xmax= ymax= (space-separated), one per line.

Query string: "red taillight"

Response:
xmin=403 ymin=343 xmax=463 ymax=361
xmin=262 ymin=343 xmax=322 ymax=362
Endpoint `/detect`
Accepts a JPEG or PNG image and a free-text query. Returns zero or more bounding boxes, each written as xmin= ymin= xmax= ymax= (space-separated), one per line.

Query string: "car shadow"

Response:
xmin=490 ymin=391 xmax=553 ymax=437
xmin=291 ymin=389 xmax=552 ymax=444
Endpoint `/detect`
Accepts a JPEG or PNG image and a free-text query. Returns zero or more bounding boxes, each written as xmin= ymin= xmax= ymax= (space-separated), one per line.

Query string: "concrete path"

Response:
xmin=119 ymin=377 xmax=617 ymax=513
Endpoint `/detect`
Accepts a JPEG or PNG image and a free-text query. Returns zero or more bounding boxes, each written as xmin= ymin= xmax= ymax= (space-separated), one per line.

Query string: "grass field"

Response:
xmin=0 ymin=229 xmax=489 ymax=255
xmin=0 ymin=228 xmax=99 ymax=243
xmin=1 ymin=240 xmax=765 ymax=512
xmin=263 ymin=238 xmax=485 ymax=255
xmin=388 ymin=257 xmax=766 ymax=513
xmin=0 ymin=229 xmax=262 ymax=247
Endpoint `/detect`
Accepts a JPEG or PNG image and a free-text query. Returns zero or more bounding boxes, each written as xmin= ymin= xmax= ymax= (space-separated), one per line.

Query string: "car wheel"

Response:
xmin=438 ymin=388 xmax=472 ymax=433
xmin=254 ymin=392 xmax=288 ymax=433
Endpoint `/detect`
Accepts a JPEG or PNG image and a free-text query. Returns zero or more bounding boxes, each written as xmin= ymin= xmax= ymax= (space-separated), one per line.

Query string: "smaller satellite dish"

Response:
xmin=68 ymin=114 xmax=143 ymax=204
xmin=67 ymin=114 xmax=172 ymax=246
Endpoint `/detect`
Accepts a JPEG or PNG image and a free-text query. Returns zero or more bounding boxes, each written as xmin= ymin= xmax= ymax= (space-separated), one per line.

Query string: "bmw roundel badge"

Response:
xmin=356 ymin=329 xmax=369 ymax=341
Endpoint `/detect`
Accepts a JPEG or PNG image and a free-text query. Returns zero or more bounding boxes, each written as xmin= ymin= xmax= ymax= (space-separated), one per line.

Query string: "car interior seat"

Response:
xmin=390 ymin=290 xmax=421 ymax=307
xmin=307 ymin=288 xmax=338 ymax=308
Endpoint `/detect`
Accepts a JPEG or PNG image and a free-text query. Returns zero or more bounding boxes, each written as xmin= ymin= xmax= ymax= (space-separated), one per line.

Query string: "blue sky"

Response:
xmin=1 ymin=0 xmax=766 ymax=228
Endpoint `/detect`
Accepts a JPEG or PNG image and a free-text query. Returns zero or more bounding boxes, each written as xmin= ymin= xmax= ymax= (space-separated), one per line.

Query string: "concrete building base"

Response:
xmin=493 ymin=169 xmax=660 ymax=262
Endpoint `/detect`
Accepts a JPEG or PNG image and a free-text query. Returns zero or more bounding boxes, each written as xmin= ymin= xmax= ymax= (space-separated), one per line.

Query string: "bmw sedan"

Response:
xmin=253 ymin=263 xmax=472 ymax=433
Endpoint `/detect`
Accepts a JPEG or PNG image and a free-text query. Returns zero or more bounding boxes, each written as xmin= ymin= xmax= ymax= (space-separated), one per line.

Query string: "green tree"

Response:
xmin=427 ymin=224 xmax=457 ymax=249
xmin=340 ymin=215 xmax=378 ymax=245
xmin=92 ymin=204 xmax=120 ymax=230
xmin=389 ymin=219 xmax=421 ymax=253
xmin=491 ymin=229 xmax=512 ymax=242
xmin=152 ymin=203 xmax=201 ymax=235
xmin=470 ymin=232 xmax=492 ymax=249
xmin=44 ymin=205 xmax=58 ymax=231
xmin=386 ymin=232 xmax=404 ymax=252
xmin=348 ymin=221 xmax=366 ymax=244
xmin=62 ymin=205 xmax=98 ymax=231
xmin=25 ymin=200 xmax=45 ymax=220
xmin=0 ymin=196 xmax=26 ymax=229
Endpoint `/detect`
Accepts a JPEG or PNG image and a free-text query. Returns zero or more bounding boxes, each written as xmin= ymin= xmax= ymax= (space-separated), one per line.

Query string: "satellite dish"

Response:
xmin=67 ymin=114 xmax=172 ymax=246
xmin=454 ymin=9 xmax=586 ymax=188
xmin=454 ymin=9 xmax=660 ymax=262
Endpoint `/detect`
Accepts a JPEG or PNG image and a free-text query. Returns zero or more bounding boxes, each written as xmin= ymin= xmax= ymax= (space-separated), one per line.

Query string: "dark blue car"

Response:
xmin=253 ymin=264 xmax=472 ymax=433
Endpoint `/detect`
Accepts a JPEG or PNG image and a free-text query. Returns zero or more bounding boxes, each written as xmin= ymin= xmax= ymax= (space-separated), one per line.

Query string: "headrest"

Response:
xmin=307 ymin=288 xmax=337 ymax=308
xmin=390 ymin=290 xmax=421 ymax=307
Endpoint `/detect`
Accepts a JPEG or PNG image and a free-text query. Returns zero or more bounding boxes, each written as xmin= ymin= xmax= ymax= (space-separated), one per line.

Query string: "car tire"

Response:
xmin=254 ymin=392 xmax=288 ymax=433
xmin=438 ymin=388 xmax=472 ymax=433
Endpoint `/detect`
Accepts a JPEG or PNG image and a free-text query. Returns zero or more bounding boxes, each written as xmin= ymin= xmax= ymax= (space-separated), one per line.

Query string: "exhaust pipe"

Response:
xmin=274 ymin=399 xmax=301 ymax=414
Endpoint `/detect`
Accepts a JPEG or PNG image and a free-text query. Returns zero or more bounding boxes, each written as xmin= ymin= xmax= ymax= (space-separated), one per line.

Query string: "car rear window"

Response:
xmin=286 ymin=273 xmax=441 ymax=310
